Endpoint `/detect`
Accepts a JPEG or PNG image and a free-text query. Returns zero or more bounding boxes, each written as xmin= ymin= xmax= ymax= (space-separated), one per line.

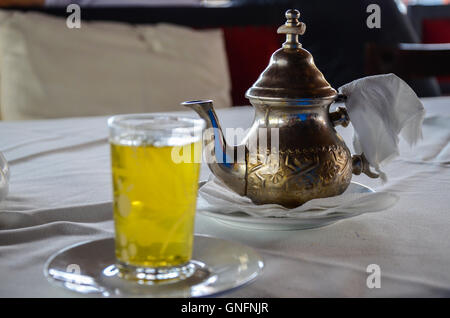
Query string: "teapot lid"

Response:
xmin=245 ymin=9 xmax=337 ymax=101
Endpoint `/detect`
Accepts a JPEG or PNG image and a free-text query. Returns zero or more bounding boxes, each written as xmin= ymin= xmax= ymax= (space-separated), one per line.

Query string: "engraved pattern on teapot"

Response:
xmin=247 ymin=145 xmax=352 ymax=207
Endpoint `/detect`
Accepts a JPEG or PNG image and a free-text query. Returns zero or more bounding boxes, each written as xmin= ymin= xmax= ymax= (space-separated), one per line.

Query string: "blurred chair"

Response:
xmin=365 ymin=42 xmax=450 ymax=96
xmin=408 ymin=4 xmax=450 ymax=41
xmin=407 ymin=4 xmax=450 ymax=95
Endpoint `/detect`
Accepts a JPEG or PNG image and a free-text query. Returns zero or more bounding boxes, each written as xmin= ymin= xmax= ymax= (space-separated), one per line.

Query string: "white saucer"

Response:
xmin=198 ymin=181 xmax=375 ymax=231
xmin=44 ymin=235 xmax=264 ymax=297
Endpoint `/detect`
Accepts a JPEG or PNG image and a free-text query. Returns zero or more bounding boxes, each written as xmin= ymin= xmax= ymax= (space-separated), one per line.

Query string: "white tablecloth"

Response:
xmin=0 ymin=97 xmax=449 ymax=297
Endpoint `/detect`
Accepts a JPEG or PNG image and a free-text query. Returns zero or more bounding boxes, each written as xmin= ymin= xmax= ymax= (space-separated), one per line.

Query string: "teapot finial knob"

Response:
xmin=285 ymin=8 xmax=300 ymax=20
xmin=277 ymin=9 xmax=306 ymax=49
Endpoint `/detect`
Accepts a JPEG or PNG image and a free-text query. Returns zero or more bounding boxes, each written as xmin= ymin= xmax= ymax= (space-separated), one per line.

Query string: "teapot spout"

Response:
xmin=182 ymin=100 xmax=247 ymax=196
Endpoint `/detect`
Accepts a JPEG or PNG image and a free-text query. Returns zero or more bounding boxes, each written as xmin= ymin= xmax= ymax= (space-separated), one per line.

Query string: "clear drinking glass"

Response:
xmin=0 ymin=151 xmax=10 ymax=202
xmin=108 ymin=115 xmax=205 ymax=284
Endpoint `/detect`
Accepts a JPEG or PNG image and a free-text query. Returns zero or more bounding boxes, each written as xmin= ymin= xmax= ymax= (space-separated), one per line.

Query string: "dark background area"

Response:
xmin=4 ymin=0 xmax=450 ymax=103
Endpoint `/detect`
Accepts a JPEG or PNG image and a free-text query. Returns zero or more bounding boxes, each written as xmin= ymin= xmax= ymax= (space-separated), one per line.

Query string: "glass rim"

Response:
xmin=107 ymin=114 xmax=206 ymax=135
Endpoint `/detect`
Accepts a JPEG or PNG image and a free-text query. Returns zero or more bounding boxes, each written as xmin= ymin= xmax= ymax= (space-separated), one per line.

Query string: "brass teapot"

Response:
xmin=183 ymin=9 xmax=378 ymax=208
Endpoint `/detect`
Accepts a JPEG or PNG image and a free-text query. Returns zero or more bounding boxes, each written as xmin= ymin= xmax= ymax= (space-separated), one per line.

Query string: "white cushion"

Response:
xmin=0 ymin=11 xmax=231 ymax=120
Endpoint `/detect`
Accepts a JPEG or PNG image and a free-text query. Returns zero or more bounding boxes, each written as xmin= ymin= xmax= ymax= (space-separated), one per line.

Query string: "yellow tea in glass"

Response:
xmin=108 ymin=115 xmax=205 ymax=284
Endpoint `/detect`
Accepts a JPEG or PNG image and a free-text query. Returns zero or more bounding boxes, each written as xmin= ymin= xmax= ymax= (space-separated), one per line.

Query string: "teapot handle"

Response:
xmin=329 ymin=94 xmax=380 ymax=179
xmin=329 ymin=106 xmax=350 ymax=127
xmin=329 ymin=94 xmax=349 ymax=127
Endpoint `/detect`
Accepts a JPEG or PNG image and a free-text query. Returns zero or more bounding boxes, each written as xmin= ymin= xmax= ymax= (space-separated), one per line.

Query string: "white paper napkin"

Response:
xmin=197 ymin=176 xmax=399 ymax=219
xmin=339 ymin=74 xmax=425 ymax=181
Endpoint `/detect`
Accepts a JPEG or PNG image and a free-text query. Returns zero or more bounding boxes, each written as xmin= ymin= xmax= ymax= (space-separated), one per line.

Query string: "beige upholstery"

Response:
xmin=0 ymin=11 xmax=231 ymax=120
